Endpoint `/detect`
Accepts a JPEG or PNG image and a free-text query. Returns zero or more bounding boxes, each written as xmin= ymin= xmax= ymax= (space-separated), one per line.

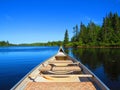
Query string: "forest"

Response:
xmin=0 ymin=41 xmax=63 ymax=46
xmin=64 ymin=12 xmax=120 ymax=47
xmin=0 ymin=41 xmax=10 ymax=46
xmin=18 ymin=41 xmax=63 ymax=46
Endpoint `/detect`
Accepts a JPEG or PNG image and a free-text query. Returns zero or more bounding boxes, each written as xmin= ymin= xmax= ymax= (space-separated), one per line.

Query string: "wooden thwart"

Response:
xmin=49 ymin=62 xmax=79 ymax=64
xmin=52 ymin=66 xmax=81 ymax=71
xmin=41 ymin=74 xmax=93 ymax=77
xmin=49 ymin=60 xmax=73 ymax=63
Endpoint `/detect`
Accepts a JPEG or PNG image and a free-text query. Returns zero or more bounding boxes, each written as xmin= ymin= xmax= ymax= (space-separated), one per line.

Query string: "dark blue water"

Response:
xmin=0 ymin=46 xmax=59 ymax=90
xmin=67 ymin=48 xmax=120 ymax=90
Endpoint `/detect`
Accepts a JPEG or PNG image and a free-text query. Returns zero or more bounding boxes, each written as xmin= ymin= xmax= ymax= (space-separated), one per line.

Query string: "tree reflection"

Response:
xmin=101 ymin=49 xmax=120 ymax=81
xmin=71 ymin=48 xmax=120 ymax=81
xmin=63 ymin=47 xmax=69 ymax=54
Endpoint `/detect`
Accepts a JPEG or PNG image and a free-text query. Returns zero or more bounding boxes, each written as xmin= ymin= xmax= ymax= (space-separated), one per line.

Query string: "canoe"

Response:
xmin=11 ymin=47 xmax=109 ymax=90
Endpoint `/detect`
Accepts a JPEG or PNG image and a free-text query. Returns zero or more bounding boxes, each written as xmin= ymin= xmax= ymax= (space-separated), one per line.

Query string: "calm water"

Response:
xmin=0 ymin=46 xmax=120 ymax=90
xmin=0 ymin=46 xmax=59 ymax=90
xmin=65 ymin=47 xmax=120 ymax=90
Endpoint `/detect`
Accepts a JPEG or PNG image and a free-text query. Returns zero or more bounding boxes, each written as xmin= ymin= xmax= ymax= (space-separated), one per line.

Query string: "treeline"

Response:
xmin=0 ymin=41 xmax=63 ymax=47
xmin=18 ymin=41 xmax=63 ymax=46
xmin=0 ymin=41 xmax=16 ymax=46
xmin=0 ymin=41 xmax=10 ymax=46
xmin=64 ymin=12 xmax=120 ymax=47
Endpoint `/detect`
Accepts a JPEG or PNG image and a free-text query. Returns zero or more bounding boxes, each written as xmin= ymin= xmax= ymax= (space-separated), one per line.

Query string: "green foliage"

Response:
xmin=18 ymin=41 xmax=63 ymax=46
xmin=102 ymin=12 xmax=120 ymax=44
xmin=0 ymin=40 xmax=63 ymax=47
xmin=71 ymin=25 xmax=80 ymax=42
xmin=70 ymin=12 xmax=120 ymax=47
xmin=0 ymin=41 xmax=10 ymax=46
xmin=63 ymin=29 xmax=69 ymax=46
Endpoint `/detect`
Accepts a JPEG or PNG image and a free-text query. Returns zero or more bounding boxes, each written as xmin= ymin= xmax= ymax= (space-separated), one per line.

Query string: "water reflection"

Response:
xmin=63 ymin=47 xmax=69 ymax=54
xmin=67 ymin=47 xmax=120 ymax=89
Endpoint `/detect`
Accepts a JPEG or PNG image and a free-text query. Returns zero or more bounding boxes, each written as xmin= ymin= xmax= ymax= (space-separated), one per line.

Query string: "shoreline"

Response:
xmin=64 ymin=46 xmax=120 ymax=48
xmin=0 ymin=45 xmax=120 ymax=48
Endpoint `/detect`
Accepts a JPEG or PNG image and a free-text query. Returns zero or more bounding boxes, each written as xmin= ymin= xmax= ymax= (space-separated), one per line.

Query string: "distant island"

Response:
xmin=0 ymin=12 xmax=120 ymax=48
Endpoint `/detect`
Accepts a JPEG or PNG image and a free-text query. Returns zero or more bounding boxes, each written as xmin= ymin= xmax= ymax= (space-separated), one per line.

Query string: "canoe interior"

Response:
xmin=11 ymin=47 xmax=109 ymax=90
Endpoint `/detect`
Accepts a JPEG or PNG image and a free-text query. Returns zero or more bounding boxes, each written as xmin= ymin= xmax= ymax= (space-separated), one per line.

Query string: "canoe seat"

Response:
xmin=42 ymin=74 xmax=93 ymax=78
xmin=55 ymin=56 xmax=68 ymax=60
xmin=52 ymin=66 xmax=81 ymax=71
xmin=49 ymin=62 xmax=79 ymax=66
xmin=25 ymin=82 xmax=96 ymax=90
xmin=40 ymin=65 xmax=52 ymax=71
xmin=49 ymin=60 xmax=73 ymax=63
xmin=40 ymin=65 xmax=81 ymax=72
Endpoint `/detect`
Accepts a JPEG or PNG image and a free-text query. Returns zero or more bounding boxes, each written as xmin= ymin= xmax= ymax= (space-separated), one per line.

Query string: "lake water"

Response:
xmin=0 ymin=46 xmax=120 ymax=90
xmin=67 ymin=47 xmax=120 ymax=90
xmin=0 ymin=46 xmax=59 ymax=90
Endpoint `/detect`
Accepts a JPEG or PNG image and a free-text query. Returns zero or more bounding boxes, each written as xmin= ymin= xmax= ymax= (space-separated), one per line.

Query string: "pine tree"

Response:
xmin=112 ymin=13 xmax=120 ymax=43
xmin=79 ymin=22 xmax=87 ymax=44
xmin=73 ymin=25 xmax=79 ymax=42
xmin=70 ymin=12 xmax=120 ymax=46
xmin=63 ymin=29 xmax=69 ymax=46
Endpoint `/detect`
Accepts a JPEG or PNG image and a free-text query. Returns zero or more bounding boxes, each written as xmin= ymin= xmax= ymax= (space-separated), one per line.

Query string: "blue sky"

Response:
xmin=0 ymin=0 xmax=120 ymax=44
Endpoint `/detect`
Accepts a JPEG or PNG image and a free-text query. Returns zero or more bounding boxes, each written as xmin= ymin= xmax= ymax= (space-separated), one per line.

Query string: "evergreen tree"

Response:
xmin=73 ymin=25 xmax=79 ymax=42
xmin=0 ymin=41 xmax=10 ymax=46
xmin=112 ymin=13 xmax=120 ymax=43
xmin=63 ymin=29 xmax=69 ymax=46
xmin=79 ymin=22 xmax=87 ymax=44
xmin=70 ymin=12 xmax=120 ymax=47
